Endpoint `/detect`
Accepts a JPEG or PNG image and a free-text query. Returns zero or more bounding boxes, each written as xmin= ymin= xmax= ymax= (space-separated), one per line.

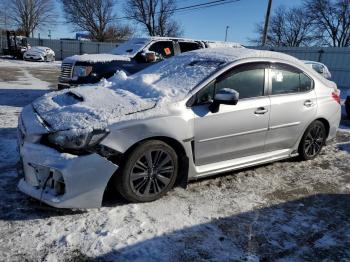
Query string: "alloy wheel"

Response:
xmin=303 ymin=124 xmax=325 ymax=158
xmin=129 ymin=149 xmax=175 ymax=197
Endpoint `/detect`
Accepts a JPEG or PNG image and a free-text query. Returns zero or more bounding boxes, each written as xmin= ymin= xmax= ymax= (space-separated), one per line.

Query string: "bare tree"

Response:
xmin=251 ymin=6 xmax=315 ymax=47
xmin=61 ymin=0 xmax=130 ymax=42
xmin=6 ymin=0 xmax=55 ymax=37
xmin=124 ymin=0 xmax=183 ymax=37
xmin=104 ymin=24 xmax=134 ymax=41
xmin=304 ymin=0 xmax=350 ymax=47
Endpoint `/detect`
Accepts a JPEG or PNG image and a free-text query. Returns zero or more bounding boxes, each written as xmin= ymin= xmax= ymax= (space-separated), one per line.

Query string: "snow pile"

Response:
xmin=63 ymin=53 xmax=131 ymax=63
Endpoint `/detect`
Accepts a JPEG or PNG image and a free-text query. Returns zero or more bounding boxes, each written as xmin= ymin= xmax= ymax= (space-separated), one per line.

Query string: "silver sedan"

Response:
xmin=18 ymin=48 xmax=341 ymax=208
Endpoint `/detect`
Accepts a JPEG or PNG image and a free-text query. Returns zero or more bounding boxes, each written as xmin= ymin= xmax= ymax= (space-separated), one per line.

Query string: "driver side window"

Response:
xmin=195 ymin=63 xmax=266 ymax=105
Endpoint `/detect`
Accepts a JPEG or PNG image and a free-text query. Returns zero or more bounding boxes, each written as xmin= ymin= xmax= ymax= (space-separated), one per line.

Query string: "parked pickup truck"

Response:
xmin=58 ymin=37 xmax=243 ymax=89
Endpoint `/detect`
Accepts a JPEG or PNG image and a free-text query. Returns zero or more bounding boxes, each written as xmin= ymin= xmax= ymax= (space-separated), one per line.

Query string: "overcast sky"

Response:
xmin=43 ymin=0 xmax=303 ymax=45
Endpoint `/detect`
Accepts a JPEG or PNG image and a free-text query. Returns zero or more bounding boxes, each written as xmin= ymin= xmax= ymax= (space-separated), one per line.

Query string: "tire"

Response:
xmin=298 ymin=120 xmax=327 ymax=160
xmin=115 ymin=140 xmax=178 ymax=203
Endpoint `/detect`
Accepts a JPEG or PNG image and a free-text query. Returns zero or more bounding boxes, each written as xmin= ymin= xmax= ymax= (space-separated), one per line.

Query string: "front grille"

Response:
xmin=60 ymin=63 xmax=73 ymax=78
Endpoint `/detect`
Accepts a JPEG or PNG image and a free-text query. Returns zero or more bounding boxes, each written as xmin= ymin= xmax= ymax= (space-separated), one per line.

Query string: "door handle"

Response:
xmin=254 ymin=107 xmax=268 ymax=114
xmin=304 ymin=100 xmax=315 ymax=107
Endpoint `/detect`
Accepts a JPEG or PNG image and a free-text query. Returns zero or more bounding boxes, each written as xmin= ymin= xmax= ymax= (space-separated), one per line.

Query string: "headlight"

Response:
xmin=47 ymin=129 xmax=109 ymax=150
xmin=73 ymin=66 xmax=93 ymax=77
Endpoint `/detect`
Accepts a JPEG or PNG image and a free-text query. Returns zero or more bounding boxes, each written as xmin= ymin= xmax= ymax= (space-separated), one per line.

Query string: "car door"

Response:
xmin=264 ymin=63 xmax=317 ymax=152
xmin=192 ymin=63 xmax=270 ymax=166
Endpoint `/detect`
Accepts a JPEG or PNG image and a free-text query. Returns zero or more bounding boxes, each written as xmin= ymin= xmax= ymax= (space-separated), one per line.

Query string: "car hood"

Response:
xmin=63 ymin=53 xmax=132 ymax=64
xmin=25 ymin=49 xmax=47 ymax=56
xmin=32 ymin=85 xmax=156 ymax=132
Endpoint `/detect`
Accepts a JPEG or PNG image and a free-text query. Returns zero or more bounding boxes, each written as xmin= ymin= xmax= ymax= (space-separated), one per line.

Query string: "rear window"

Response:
xmin=271 ymin=64 xmax=313 ymax=95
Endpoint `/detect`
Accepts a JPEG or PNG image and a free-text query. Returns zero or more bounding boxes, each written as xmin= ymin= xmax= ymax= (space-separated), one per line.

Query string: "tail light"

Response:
xmin=332 ymin=91 xmax=340 ymax=104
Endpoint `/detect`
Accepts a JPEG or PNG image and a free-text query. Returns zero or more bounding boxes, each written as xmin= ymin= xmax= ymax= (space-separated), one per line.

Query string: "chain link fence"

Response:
xmin=0 ymin=36 xmax=122 ymax=60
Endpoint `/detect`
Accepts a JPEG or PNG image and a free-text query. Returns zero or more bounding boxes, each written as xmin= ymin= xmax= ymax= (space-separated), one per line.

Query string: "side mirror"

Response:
xmin=142 ymin=51 xmax=157 ymax=63
xmin=209 ymin=89 xmax=239 ymax=113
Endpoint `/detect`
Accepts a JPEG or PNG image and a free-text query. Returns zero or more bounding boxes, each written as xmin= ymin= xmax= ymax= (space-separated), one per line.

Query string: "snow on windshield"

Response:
xmin=110 ymin=38 xmax=151 ymax=57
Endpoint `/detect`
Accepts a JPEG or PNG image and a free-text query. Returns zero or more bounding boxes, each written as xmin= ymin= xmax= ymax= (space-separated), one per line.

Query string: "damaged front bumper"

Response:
xmin=18 ymin=142 xmax=118 ymax=209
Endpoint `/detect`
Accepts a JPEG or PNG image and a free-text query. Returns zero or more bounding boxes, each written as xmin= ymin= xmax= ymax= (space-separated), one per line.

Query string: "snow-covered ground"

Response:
xmin=0 ymin=58 xmax=349 ymax=261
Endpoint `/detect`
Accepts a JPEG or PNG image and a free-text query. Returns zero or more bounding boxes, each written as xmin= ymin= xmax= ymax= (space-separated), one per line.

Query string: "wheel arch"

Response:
xmin=123 ymin=136 xmax=189 ymax=188
xmin=103 ymin=136 xmax=189 ymax=202
xmin=315 ymin=117 xmax=330 ymax=138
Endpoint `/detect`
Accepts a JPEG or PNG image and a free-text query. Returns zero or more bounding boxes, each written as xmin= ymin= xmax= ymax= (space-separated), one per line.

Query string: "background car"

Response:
xmin=18 ymin=48 xmax=341 ymax=208
xmin=58 ymin=37 xmax=243 ymax=89
xmin=303 ymin=60 xmax=332 ymax=79
xmin=23 ymin=46 xmax=55 ymax=62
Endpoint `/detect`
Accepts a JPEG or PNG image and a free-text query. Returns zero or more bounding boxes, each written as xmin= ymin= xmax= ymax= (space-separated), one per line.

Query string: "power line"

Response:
xmin=54 ymin=0 xmax=241 ymax=25
xmin=112 ymin=0 xmax=240 ymax=21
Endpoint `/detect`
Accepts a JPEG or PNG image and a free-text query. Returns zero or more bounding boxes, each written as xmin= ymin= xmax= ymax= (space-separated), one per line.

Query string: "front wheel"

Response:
xmin=298 ymin=120 xmax=327 ymax=160
xmin=116 ymin=140 xmax=178 ymax=203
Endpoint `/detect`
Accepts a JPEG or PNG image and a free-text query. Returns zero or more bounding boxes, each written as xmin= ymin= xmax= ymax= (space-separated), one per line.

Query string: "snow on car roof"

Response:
xmin=103 ymin=47 xmax=305 ymax=102
xmin=110 ymin=37 xmax=243 ymax=57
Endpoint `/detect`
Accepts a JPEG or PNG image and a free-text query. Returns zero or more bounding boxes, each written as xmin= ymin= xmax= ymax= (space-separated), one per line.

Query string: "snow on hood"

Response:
xmin=32 ymin=85 xmax=156 ymax=132
xmin=63 ymin=53 xmax=131 ymax=63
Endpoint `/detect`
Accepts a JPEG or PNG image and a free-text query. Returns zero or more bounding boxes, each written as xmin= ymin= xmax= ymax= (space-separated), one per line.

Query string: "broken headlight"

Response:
xmin=46 ymin=129 xmax=109 ymax=150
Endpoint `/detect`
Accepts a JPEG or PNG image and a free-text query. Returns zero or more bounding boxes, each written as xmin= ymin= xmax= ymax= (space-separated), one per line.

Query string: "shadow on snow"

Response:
xmin=92 ymin=193 xmax=350 ymax=261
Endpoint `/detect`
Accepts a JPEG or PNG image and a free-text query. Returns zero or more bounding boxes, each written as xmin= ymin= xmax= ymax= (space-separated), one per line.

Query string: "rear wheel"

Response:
xmin=298 ymin=120 xmax=327 ymax=160
xmin=116 ymin=140 xmax=178 ymax=202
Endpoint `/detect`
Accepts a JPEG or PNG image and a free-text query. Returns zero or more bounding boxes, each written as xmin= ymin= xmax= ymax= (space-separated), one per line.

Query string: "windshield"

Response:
xmin=110 ymin=51 xmax=227 ymax=101
xmin=110 ymin=38 xmax=151 ymax=56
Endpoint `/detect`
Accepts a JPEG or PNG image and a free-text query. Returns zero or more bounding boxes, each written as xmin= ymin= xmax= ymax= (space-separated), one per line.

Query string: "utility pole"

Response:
xmin=0 ymin=11 xmax=3 ymax=53
xmin=0 ymin=10 xmax=7 ymax=53
xmin=225 ymin=26 xmax=229 ymax=42
xmin=262 ymin=0 xmax=272 ymax=46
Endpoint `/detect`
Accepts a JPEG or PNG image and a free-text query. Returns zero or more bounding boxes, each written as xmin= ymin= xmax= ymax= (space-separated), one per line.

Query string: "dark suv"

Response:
xmin=58 ymin=37 xmax=242 ymax=89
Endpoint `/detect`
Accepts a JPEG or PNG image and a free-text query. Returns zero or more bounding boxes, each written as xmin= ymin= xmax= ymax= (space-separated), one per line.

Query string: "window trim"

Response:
xmin=190 ymin=62 xmax=270 ymax=106
xmin=267 ymin=62 xmax=315 ymax=97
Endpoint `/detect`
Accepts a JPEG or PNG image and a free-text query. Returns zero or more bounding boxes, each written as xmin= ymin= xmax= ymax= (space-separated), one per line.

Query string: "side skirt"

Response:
xmin=189 ymin=149 xmax=296 ymax=180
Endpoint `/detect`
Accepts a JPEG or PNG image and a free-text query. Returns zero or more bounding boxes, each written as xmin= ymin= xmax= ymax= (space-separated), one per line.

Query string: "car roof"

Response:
xmin=131 ymin=36 xmax=243 ymax=47
xmin=184 ymin=47 xmax=304 ymax=66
